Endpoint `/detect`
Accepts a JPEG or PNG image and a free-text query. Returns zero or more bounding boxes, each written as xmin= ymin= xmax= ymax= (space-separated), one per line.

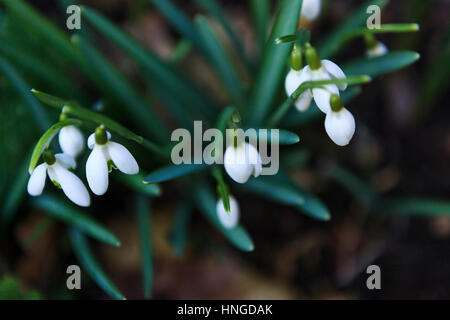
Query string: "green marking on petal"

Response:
xmin=52 ymin=180 xmax=62 ymax=189
xmin=107 ymin=159 xmax=117 ymax=172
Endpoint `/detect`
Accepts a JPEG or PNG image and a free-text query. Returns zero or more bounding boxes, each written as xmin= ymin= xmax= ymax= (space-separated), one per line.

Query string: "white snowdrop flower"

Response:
xmin=58 ymin=125 xmax=84 ymax=158
xmin=285 ymin=67 xmax=313 ymax=112
xmin=367 ymin=41 xmax=388 ymax=57
xmin=301 ymin=0 xmax=321 ymax=22
xmin=286 ymin=46 xmax=347 ymax=113
xmin=216 ymin=196 xmax=240 ymax=229
xmin=27 ymin=150 xmax=91 ymax=207
xmin=86 ymin=126 xmax=139 ymax=195
xmin=324 ymin=95 xmax=356 ymax=146
xmin=224 ymin=142 xmax=262 ymax=184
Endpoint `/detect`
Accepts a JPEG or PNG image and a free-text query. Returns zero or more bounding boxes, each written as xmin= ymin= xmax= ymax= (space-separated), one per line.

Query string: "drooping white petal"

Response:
xmin=87 ymin=131 xmax=111 ymax=149
xmin=322 ymin=59 xmax=348 ymax=90
xmin=55 ymin=153 xmax=77 ymax=170
xmin=27 ymin=163 xmax=47 ymax=196
xmin=367 ymin=41 xmax=388 ymax=57
xmin=324 ymin=108 xmax=356 ymax=146
xmin=285 ymin=67 xmax=313 ymax=112
xmin=246 ymin=143 xmax=262 ymax=178
xmin=58 ymin=125 xmax=84 ymax=158
xmin=216 ymin=196 xmax=240 ymax=229
xmin=301 ymin=0 xmax=321 ymax=21
xmin=51 ymin=164 xmax=91 ymax=207
xmin=312 ymin=85 xmax=339 ymax=114
xmin=106 ymin=142 xmax=139 ymax=175
xmin=224 ymin=144 xmax=254 ymax=184
xmin=294 ymin=92 xmax=313 ymax=112
xmin=285 ymin=69 xmax=302 ymax=96
xmin=87 ymin=133 xmax=95 ymax=149
xmin=86 ymin=146 xmax=109 ymax=195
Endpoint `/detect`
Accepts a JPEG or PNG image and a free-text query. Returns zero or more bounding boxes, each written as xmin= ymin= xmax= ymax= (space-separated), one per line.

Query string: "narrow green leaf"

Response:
xmin=216 ymin=106 xmax=236 ymax=134
xmin=275 ymin=29 xmax=310 ymax=46
xmin=249 ymin=0 xmax=270 ymax=53
xmin=28 ymin=119 xmax=82 ymax=174
xmin=238 ymin=175 xmax=305 ymax=207
xmin=143 ymin=164 xmax=210 ymax=184
xmin=0 ymin=0 xmax=74 ymax=59
xmin=31 ymin=90 xmax=168 ymax=158
xmin=212 ymin=167 xmax=230 ymax=212
xmin=0 ymin=41 xmax=79 ymax=97
xmin=81 ymin=6 xmax=215 ymax=121
xmin=34 ymin=195 xmax=120 ymax=247
xmin=244 ymin=128 xmax=300 ymax=145
xmin=149 ymin=0 xmax=204 ymax=52
xmin=195 ymin=16 xmax=247 ymax=108
xmin=30 ymin=89 xmax=73 ymax=109
xmin=70 ymin=35 xmax=168 ymax=143
xmin=194 ymin=184 xmax=254 ymax=252
xmin=238 ymin=175 xmax=330 ymax=221
xmin=116 ymin=173 xmax=161 ymax=197
xmin=69 ymin=228 xmax=126 ymax=300
xmin=1 ymin=155 xmax=31 ymax=222
xmin=195 ymin=0 xmax=250 ymax=68
xmin=377 ymin=198 xmax=450 ymax=217
xmin=0 ymin=57 xmax=50 ymax=131
xmin=275 ymin=35 xmax=298 ymax=44
xmin=317 ymin=0 xmax=389 ymax=59
xmin=170 ymin=202 xmax=192 ymax=257
xmin=136 ymin=196 xmax=153 ymax=298
xmin=342 ymin=51 xmax=420 ymax=78
xmin=247 ymin=0 xmax=303 ymax=125
xmin=329 ymin=164 xmax=378 ymax=207
xmin=342 ymin=23 xmax=420 ymax=43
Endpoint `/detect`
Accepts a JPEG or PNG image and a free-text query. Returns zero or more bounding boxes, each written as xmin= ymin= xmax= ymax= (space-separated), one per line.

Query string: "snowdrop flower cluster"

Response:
xmin=216 ymin=196 xmax=240 ymax=229
xmin=224 ymin=141 xmax=262 ymax=184
xmin=285 ymin=45 xmax=356 ymax=146
xmin=285 ymin=45 xmax=347 ymax=113
xmin=301 ymin=0 xmax=321 ymax=22
xmin=27 ymin=125 xmax=139 ymax=206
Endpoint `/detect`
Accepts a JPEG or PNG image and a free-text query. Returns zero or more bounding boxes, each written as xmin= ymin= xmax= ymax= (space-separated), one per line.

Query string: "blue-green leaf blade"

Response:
xmin=377 ymin=198 xmax=450 ymax=217
xmin=342 ymin=51 xmax=420 ymax=78
xmin=81 ymin=6 xmax=215 ymax=122
xmin=170 ymin=202 xmax=192 ymax=257
xmin=0 ymin=57 xmax=50 ymax=131
xmin=143 ymin=164 xmax=210 ymax=184
xmin=317 ymin=0 xmax=389 ymax=59
xmin=33 ymin=195 xmax=121 ymax=247
xmin=69 ymin=228 xmax=125 ymax=300
xmin=238 ymin=175 xmax=331 ymax=221
xmin=247 ymin=0 xmax=303 ymax=125
xmin=71 ymin=35 xmax=168 ymax=143
xmin=136 ymin=196 xmax=153 ymax=298
xmin=195 ymin=15 xmax=247 ymax=109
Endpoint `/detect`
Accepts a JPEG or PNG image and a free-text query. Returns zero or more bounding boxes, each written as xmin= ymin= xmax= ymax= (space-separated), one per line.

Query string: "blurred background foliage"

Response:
xmin=0 ymin=0 xmax=449 ymax=299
